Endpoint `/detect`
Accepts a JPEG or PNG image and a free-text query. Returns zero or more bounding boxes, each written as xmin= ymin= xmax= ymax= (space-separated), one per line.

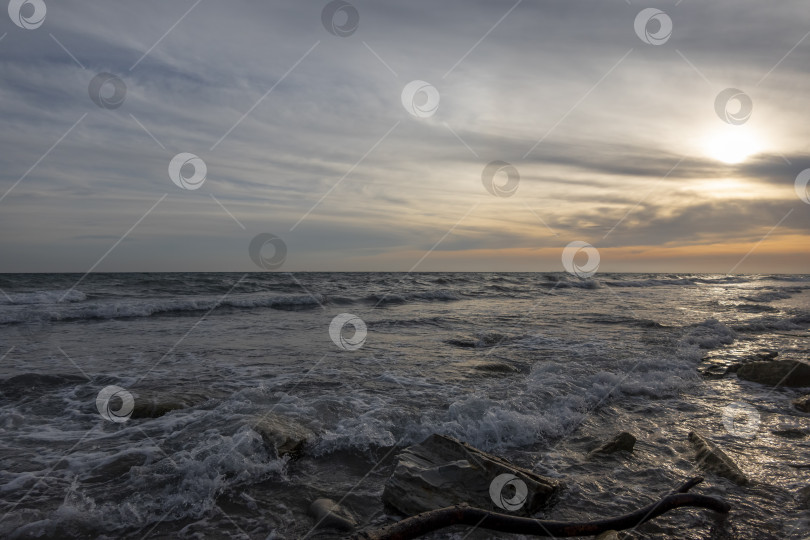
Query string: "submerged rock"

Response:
xmin=590 ymin=432 xmax=636 ymax=456
xmin=736 ymin=360 xmax=810 ymax=387
xmin=771 ymin=428 xmax=806 ymax=439
xmin=793 ymin=395 xmax=810 ymax=413
xmin=595 ymin=532 xmax=621 ymax=540
xmin=128 ymin=389 xmax=215 ymax=419
xmin=382 ymin=434 xmax=562 ymax=517
xmin=446 ymin=332 xmax=509 ymax=349
xmin=688 ymin=431 xmax=748 ymax=485
xmin=797 ymin=486 xmax=810 ymax=509
xmin=456 ymin=359 xmax=521 ymax=375
xmin=308 ymin=498 xmax=357 ymax=531
xmin=0 ymin=373 xmax=86 ymax=400
xmin=252 ymin=414 xmax=316 ymax=458
xmin=131 ymin=397 xmax=191 ymax=419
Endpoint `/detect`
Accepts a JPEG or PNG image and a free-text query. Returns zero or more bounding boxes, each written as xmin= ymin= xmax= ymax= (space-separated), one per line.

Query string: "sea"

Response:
xmin=0 ymin=272 xmax=808 ymax=539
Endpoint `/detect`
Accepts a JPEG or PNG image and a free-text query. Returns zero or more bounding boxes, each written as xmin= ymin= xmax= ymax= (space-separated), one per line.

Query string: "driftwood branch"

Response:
xmin=356 ymin=477 xmax=729 ymax=540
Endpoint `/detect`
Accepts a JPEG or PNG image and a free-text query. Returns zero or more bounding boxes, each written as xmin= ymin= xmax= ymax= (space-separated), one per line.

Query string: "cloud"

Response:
xmin=0 ymin=0 xmax=808 ymax=272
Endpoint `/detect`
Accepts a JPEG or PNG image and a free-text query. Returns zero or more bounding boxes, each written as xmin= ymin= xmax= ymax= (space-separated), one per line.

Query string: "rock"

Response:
xmin=382 ymin=434 xmax=562 ymax=517
xmin=596 ymin=531 xmax=621 ymax=540
xmin=131 ymin=399 xmax=186 ymax=419
xmin=590 ymin=432 xmax=636 ymax=455
xmin=793 ymin=395 xmax=810 ymax=413
xmin=446 ymin=333 xmax=508 ymax=349
xmin=736 ymin=360 xmax=810 ymax=388
xmin=771 ymin=429 xmax=806 ymax=439
xmin=0 ymin=373 xmax=86 ymax=400
xmin=455 ymin=359 xmax=520 ymax=375
xmin=755 ymin=349 xmax=778 ymax=361
xmin=129 ymin=391 xmax=210 ymax=419
xmin=308 ymin=498 xmax=357 ymax=531
xmin=797 ymin=486 xmax=810 ymax=509
xmin=688 ymin=431 xmax=748 ymax=485
xmin=252 ymin=414 xmax=316 ymax=458
xmin=701 ymin=365 xmax=729 ymax=379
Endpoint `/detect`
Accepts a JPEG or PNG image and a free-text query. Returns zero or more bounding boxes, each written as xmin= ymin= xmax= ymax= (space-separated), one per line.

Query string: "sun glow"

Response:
xmin=702 ymin=126 xmax=762 ymax=164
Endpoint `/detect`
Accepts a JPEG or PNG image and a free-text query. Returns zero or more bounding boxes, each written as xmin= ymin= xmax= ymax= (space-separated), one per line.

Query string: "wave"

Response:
xmin=361 ymin=289 xmax=461 ymax=306
xmin=0 ymin=290 xmax=86 ymax=305
xmin=0 ymin=293 xmax=325 ymax=324
xmin=677 ymin=319 xmax=738 ymax=361
xmin=732 ymin=310 xmax=810 ymax=333
xmin=0 ymin=287 xmax=468 ymax=324
xmin=741 ymin=289 xmax=797 ymax=303
xmin=604 ymin=278 xmax=698 ymax=288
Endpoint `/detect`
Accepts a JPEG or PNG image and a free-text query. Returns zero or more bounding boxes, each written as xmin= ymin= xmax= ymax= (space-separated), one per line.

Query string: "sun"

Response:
xmin=702 ymin=126 xmax=762 ymax=164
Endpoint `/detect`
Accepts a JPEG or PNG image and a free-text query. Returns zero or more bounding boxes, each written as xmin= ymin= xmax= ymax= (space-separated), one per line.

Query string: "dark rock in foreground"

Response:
xmin=308 ymin=498 xmax=357 ymax=531
xmin=793 ymin=395 xmax=810 ymax=413
xmin=688 ymin=431 xmax=748 ymax=485
xmin=590 ymin=432 xmax=636 ymax=456
xmin=382 ymin=434 xmax=562 ymax=517
xmin=736 ymin=360 xmax=810 ymax=387
xmin=252 ymin=414 xmax=316 ymax=458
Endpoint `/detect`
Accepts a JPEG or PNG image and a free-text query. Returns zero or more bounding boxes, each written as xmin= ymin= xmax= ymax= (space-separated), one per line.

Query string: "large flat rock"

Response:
xmin=688 ymin=431 xmax=748 ymax=485
xmin=736 ymin=360 xmax=810 ymax=388
xmin=382 ymin=434 xmax=562 ymax=517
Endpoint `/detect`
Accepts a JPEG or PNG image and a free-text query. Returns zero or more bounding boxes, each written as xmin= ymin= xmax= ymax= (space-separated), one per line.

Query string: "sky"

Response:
xmin=1 ymin=0 xmax=809 ymax=273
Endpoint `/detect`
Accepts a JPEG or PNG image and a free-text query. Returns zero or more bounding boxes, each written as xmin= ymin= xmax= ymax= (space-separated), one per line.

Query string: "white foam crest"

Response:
xmin=678 ymin=318 xmax=736 ymax=360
